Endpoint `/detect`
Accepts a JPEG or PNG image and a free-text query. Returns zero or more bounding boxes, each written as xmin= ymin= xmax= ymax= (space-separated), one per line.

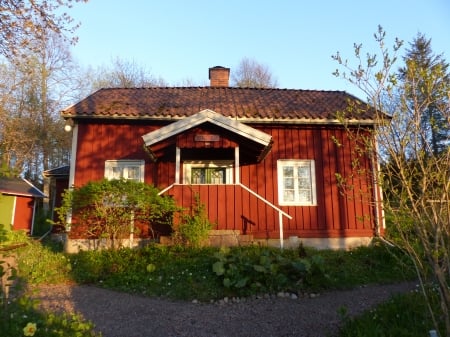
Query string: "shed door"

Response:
xmin=13 ymin=196 xmax=34 ymax=232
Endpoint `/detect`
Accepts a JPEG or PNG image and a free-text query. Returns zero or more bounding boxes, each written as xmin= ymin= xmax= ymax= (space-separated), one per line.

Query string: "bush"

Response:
xmin=212 ymin=246 xmax=327 ymax=296
xmin=172 ymin=194 xmax=215 ymax=247
xmin=55 ymin=179 xmax=178 ymax=249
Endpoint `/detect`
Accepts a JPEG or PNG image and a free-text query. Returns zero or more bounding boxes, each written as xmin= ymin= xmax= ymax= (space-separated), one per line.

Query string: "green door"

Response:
xmin=0 ymin=194 xmax=14 ymax=229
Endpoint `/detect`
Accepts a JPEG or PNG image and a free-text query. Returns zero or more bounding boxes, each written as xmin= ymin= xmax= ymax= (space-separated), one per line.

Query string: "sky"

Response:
xmin=68 ymin=0 xmax=450 ymax=98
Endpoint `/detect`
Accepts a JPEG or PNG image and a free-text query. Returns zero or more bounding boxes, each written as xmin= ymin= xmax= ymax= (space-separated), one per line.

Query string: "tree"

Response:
xmin=81 ymin=57 xmax=167 ymax=95
xmin=0 ymin=32 xmax=76 ymax=182
xmin=0 ymin=0 xmax=86 ymax=59
xmin=333 ymin=26 xmax=450 ymax=336
xmin=399 ymin=33 xmax=449 ymax=155
xmin=231 ymin=57 xmax=278 ymax=88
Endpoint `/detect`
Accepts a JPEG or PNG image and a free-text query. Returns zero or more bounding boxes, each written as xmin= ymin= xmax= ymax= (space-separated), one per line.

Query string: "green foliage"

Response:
xmin=172 ymin=194 xmax=215 ymax=247
xmin=16 ymin=240 xmax=72 ymax=285
xmin=0 ymin=236 xmax=98 ymax=337
xmin=69 ymin=244 xmax=221 ymax=301
xmin=31 ymin=209 xmax=53 ymax=237
xmin=310 ymin=242 xmax=415 ymax=290
xmin=0 ymin=296 xmax=99 ymax=337
xmin=67 ymin=243 xmax=415 ymax=301
xmin=0 ymin=224 xmax=29 ymax=246
xmin=211 ymin=246 xmax=327 ymax=295
xmin=56 ymin=179 xmax=178 ymax=249
xmin=338 ymin=289 xmax=443 ymax=337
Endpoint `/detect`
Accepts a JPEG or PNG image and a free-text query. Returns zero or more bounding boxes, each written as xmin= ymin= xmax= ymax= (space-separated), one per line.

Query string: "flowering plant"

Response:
xmin=23 ymin=322 xmax=37 ymax=336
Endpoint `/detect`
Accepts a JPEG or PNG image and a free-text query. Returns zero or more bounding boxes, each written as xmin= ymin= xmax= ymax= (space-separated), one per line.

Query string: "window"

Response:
xmin=105 ymin=160 xmax=145 ymax=182
xmin=277 ymin=160 xmax=316 ymax=206
xmin=183 ymin=161 xmax=233 ymax=184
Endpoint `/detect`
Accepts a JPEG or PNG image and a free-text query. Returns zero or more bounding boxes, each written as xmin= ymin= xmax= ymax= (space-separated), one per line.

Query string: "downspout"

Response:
xmin=66 ymin=123 xmax=79 ymax=230
xmin=11 ymin=196 xmax=17 ymax=229
xmin=175 ymin=147 xmax=180 ymax=184
xmin=30 ymin=199 xmax=37 ymax=235
xmin=235 ymin=147 xmax=240 ymax=184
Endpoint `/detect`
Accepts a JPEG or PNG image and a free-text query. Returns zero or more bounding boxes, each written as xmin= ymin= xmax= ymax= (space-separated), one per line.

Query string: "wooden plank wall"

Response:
xmin=75 ymin=122 xmax=377 ymax=239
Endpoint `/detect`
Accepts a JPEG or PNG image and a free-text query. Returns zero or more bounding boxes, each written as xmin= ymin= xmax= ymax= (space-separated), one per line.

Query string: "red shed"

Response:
xmin=0 ymin=177 xmax=46 ymax=234
xmin=61 ymin=66 xmax=385 ymax=249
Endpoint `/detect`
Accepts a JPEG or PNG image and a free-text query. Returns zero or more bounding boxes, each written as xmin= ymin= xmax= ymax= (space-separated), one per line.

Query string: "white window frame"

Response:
xmin=277 ymin=159 xmax=317 ymax=206
xmin=104 ymin=160 xmax=145 ymax=182
xmin=183 ymin=160 xmax=234 ymax=184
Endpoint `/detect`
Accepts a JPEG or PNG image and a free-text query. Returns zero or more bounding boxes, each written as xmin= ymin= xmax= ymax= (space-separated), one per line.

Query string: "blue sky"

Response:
xmin=69 ymin=0 xmax=450 ymax=97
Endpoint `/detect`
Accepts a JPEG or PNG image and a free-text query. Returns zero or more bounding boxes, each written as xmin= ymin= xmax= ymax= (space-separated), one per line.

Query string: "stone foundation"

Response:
xmin=58 ymin=232 xmax=373 ymax=253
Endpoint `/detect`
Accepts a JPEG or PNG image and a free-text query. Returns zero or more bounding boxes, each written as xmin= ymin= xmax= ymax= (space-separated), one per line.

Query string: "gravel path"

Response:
xmin=31 ymin=282 xmax=417 ymax=337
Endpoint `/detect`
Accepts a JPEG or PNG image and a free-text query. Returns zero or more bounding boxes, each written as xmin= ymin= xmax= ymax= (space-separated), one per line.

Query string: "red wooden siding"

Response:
xmin=74 ymin=121 xmax=378 ymax=239
xmin=13 ymin=196 xmax=34 ymax=232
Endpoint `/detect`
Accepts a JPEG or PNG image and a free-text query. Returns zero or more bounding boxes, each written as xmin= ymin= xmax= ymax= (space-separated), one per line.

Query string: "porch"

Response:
xmin=158 ymin=183 xmax=292 ymax=248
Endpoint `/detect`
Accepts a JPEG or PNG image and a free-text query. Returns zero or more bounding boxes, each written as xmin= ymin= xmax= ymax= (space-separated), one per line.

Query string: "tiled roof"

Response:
xmin=61 ymin=87 xmax=375 ymax=123
xmin=0 ymin=177 xmax=46 ymax=198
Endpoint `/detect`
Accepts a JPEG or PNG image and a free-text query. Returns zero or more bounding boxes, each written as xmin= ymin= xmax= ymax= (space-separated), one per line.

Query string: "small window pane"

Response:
xmin=283 ymin=166 xmax=294 ymax=177
xmin=284 ymin=190 xmax=295 ymax=202
xmin=284 ymin=177 xmax=294 ymax=189
xmin=191 ymin=168 xmax=205 ymax=184
xmin=210 ymin=168 xmax=225 ymax=184
xmin=298 ymin=189 xmax=311 ymax=202
xmin=127 ymin=166 xmax=140 ymax=181
xmin=112 ymin=167 xmax=123 ymax=179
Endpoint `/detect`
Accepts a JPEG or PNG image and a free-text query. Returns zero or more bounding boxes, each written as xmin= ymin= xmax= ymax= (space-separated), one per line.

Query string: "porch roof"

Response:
xmin=142 ymin=109 xmax=273 ymax=162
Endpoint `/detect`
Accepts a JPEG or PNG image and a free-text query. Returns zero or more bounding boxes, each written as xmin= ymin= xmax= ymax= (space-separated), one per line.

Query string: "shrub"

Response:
xmin=212 ymin=246 xmax=326 ymax=296
xmin=172 ymin=194 xmax=215 ymax=247
xmin=55 ymin=179 xmax=178 ymax=249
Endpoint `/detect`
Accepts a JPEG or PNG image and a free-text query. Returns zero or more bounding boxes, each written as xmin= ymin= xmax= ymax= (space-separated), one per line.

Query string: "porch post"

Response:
xmin=235 ymin=147 xmax=240 ymax=184
xmin=175 ymin=147 xmax=180 ymax=184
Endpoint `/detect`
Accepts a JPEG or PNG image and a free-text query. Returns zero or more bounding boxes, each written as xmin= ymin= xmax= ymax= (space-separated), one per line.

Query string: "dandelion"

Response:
xmin=23 ymin=322 xmax=37 ymax=336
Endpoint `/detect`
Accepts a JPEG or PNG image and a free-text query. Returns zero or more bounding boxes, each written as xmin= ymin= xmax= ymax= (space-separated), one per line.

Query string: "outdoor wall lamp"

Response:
xmin=64 ymin=118 xmax=74 ymax=132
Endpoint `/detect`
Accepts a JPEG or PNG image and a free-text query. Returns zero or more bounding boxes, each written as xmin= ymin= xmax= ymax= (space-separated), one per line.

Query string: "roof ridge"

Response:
xmin=96 ymin=86 xmax=348 ymax=93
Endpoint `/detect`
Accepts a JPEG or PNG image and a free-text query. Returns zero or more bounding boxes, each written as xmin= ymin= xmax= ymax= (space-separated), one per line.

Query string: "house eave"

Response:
xmin=62 ymin=114 xmax=378 ymax=126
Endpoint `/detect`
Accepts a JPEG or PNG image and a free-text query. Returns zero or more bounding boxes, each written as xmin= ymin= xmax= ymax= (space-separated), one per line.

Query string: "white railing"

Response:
xmin=237 ymin=183 xmax=292 ymax=249
xmin=158 ymin=183 xmax=292 ymax=249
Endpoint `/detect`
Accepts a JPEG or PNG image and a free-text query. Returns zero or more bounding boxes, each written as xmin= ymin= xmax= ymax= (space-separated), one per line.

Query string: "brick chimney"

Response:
xmin=209 ymin=66 xmax=230 ymax=87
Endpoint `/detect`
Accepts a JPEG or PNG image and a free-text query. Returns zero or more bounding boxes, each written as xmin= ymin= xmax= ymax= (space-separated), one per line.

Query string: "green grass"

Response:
xmin=4 ymin=233 xmax=437 ymax=337
xmin=338 ymin=289 xmax=443 ymax=337
xmin=1 ymin=230 xmax=99 ymax=336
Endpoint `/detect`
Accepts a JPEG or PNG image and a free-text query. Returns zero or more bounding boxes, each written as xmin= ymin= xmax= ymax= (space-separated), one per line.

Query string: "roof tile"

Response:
xmin=62 ymin=87 xmax=374 ymax=122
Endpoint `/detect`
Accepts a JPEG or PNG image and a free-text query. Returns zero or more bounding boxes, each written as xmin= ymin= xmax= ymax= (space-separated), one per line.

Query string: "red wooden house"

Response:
xmin=61 ymin=66 xmax=384 ymax=249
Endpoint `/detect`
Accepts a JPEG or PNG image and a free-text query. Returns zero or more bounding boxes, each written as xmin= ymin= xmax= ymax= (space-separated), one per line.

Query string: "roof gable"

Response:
xmin=142 ymin=109 xmax=272 ymax=147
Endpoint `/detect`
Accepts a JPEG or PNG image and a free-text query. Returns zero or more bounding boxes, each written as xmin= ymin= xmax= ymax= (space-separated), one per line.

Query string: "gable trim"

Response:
xmin=142 ymin=109 xmax=272 ymax=147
